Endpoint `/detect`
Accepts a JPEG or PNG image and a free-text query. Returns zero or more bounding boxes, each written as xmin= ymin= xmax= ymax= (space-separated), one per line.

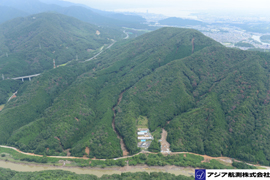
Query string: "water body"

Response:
xmin=0 ymin=160 xmax=194 ymax=177
xmin=252 ymin=35 xmax=270 ymax=46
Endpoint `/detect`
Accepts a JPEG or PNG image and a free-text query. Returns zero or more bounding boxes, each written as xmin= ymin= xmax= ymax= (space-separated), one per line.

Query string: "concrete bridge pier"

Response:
xmin=29 ymin=77 xmax=31 ymax=81
xmin=22 ymin=78 xmax=24 ymax=82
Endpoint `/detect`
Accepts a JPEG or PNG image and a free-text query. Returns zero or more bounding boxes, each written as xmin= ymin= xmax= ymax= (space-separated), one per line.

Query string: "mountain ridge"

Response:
xmin=1 ymin=27 xmax=270 ymax=166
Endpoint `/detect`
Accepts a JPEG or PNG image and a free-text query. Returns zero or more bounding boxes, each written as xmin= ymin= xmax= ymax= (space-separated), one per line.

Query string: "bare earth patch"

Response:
xmin=160 ymin=129 xmax=171 ymax=154
xmin=0 ymin=104 xmax=4 ymax=111
xmin=64 ymin=149 xmax=71 ymax=156
xmin=85 ymin=147 xmax=90 ymax=156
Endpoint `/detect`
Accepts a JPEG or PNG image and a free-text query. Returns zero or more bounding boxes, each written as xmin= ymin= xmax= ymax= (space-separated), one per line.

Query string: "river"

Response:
xmin=252 ymin=35 xmax=270 ymax=46
xmin=0 ymin=160 xmax=194 ymax=177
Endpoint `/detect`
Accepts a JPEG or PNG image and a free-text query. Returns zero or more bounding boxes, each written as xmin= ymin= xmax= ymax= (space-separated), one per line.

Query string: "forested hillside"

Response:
xmin=0 ymin=80 xmax=22 ymax=105
xmin=1 ymin=27 xmax=270 ymax=165
xmin=0 ymin=12 xmax=122 ymax=78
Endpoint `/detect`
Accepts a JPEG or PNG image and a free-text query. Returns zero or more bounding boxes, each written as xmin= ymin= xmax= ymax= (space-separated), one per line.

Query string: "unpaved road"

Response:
xmin=160 ymin=128 xmax=171 ymax=153
xmin=112 ymin=92 xmax=129 ymax=156
xmin=1 ymin=145 xmax=270 ymax=169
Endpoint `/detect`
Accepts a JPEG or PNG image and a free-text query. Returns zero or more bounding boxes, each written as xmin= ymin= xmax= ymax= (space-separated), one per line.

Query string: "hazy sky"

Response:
xmin=63 ymin=0 xmax=270 ymax=17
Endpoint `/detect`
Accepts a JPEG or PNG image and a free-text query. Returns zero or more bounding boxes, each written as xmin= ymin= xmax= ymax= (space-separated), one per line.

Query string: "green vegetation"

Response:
xmin=127 ymin=153 xmax=233 ymax=169
xmin=0 ymin=27 xmax=218 ymax=158
xmin=0 ymin=146 xmax=235 ymax=169
xmin=0 ymin=168 xmax=194 ymax=180
xmin=0 ymin=80 xmax=22 ymax=105
xmin=152 ymin=127 xmax=162 ymax=140
xmin=137 ymin=116 xmax=148 ymax=128
xmin=234 ymin=42 xmax=254 ymax=48
xmin=232 ymin=161 xmax=257 ymax=169
xmin=1 ymin=25 xmax=270 ymax=167
xmin=0 ymin=12 xmax=122 ymax=78
xmin=260 ymin=35 xmax=270 ymax=43
xmin=148 ymin=140 xmax=161 ymax=152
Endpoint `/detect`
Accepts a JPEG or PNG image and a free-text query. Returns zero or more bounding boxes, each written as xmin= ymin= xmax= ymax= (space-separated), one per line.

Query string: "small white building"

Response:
xmin=138 ymin=132 xmax=146 ymax=135
xmin=138 ymin=137 xmax=153 ymax=140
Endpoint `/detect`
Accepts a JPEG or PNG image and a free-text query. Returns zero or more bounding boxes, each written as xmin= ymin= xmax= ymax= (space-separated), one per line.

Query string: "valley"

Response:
xmin=1 ymin=9 xmax=270 ymax=180
xmin=2 ymin=26 xmax=270 ymax=166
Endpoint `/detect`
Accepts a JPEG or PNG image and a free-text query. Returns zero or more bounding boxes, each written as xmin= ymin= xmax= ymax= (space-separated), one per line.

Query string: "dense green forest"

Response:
xmin=0 ymin=12 xmax=122 ymax=78
xmin=0 ymin=168 xmax=193 ymax=180
xmin=234 ymin=42 xmax=254 ymax=48
xmin=0 ymin=80 xmax=22 ymax=105
xmin=1 ymin=26 xmax=270 ymax=166
xmin=0 ymin=27 xmax=218 ymax=158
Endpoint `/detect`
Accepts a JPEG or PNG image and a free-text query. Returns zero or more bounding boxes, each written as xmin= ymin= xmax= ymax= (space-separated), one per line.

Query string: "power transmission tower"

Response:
xmin=53 ymin=59 xmax=56 ymax=69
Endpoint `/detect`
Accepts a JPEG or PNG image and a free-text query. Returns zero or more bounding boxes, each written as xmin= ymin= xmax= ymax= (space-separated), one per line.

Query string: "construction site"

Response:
xmin=137 ymin=128 xmax=153 ymax=149
xmin=160 ymin=128 xmax=171 ymax=154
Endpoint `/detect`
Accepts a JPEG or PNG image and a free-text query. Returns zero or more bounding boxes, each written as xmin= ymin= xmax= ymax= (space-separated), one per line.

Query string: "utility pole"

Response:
xmin=53 ymin=59 xmax=56 ymax=69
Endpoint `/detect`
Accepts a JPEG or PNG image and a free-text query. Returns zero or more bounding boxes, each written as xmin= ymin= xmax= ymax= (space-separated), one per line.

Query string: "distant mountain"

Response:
xmin=0 ymin=13 xmax=122 ymax=78
xmin=0 ymin=0 xmax=148 ymax=29
xmin=39 ymin=0 xmax=82 ymax=7
xmin=105 ymin=13 xmax=146 ymax=23
xmin=159 ymin=17 xmax=205 ymax=26
xmin=0 ymin=0 xmax=60 ymax=14
xmin=0 ymin=6 xmax=29 ymax=24
xmin=40 ymin=0 xmax=146 ymax=23
xmin=55 ymin=6 xmax=148 ymax=29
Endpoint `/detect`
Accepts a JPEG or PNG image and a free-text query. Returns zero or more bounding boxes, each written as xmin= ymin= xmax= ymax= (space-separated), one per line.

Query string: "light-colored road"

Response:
xmin=123 ymin=30 xmax=129 ymax=39
xmin=84 ymin=40 xmax=116 ymax=62
xmin=7 ymin=91 xmax=17 ymax=103
xmin=1 ymin=145 xmax=269 ymax=169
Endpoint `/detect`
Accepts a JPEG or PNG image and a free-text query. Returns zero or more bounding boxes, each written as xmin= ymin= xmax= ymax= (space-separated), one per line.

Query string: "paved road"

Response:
xmin=123 ymin=30 xmax=129 ymax=39
xmin=7 ymin=91 xmax=17 ymax=103
xmin=84 ymin=40 xmax=116 ymax=62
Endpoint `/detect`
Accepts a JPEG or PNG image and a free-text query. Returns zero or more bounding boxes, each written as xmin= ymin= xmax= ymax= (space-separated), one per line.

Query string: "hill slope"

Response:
xmin=0 ymin=12 xmax=121 ymax=78
xmin=1 ymin=27 xmax=270 ymax=165
xmin=0 ymin=27 xmax=219 ymax=158
xmin=0 ymin=6 xmax=29 ymax=24
xmin=0 ymin=0 xmax=149 ymax=30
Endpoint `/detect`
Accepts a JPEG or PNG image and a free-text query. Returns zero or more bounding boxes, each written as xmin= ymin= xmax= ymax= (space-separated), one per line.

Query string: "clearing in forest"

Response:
xmin=136 ymin=116 xmax=148 ymax=128
xmin=160 ymin=128 xmax=171 ymax=153
xmin=0 ymin=104 xmax=4 ymax=111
